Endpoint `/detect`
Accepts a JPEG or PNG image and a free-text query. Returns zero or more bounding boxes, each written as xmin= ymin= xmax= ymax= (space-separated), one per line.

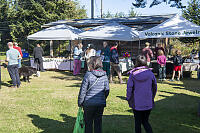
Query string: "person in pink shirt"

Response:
xmin=142 ymin=42 xmax=153 ymax=66
xmin=157 ymin=50 xmax=166 ymax=81
xmin=13 ymin=42 xmax=23 ymax=68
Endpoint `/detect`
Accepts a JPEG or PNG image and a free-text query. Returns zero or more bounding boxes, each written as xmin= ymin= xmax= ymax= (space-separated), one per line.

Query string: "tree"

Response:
xmin=129 ymin=7 xmax=138 ymax=17
xmin=179 ymin=0 xmax=200 ymax=46
xmin=1 ymin=0 xmax=87 ymax=49
xmin=132 ymin=0 xmax=185 ymax=8
xmin=182 ymin=0 xmax=200 ymax=25
xmin=102 ymin=8 xmax=137 ymax=18
xmin=0 ymin=0 xmax=15 ymax=49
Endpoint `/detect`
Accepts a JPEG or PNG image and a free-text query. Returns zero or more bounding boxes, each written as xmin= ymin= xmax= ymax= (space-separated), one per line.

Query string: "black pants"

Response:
xmin=133 ymin=110 xmax=152 ymax=133
xmin=34 ymin=58 xmax=44 ymax=71
xmin=83 ymin=106 xmax=104 ymax=133
xmin=7 ymin=64 xmax=21 ymax=86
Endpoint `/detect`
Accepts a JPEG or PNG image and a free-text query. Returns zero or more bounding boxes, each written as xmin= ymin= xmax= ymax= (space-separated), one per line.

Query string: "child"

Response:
xmin=171 ymin=50 xmax=183 ymax=81
xmin=157 ymin=50 xmax=166 ymax=81
xmin=127 ymin=55 xmax=157 ymax=133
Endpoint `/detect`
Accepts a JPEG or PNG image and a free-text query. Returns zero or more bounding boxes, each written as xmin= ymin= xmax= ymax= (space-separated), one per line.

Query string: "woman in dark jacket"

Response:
xmin=126 ymin=55 xmax=157 ymax=133
xmin=78 ymin=56 xmax=110 ymax=133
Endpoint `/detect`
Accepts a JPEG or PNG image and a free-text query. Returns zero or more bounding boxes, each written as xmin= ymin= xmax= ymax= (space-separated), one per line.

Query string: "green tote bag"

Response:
xmin=73 ymin=107 xmax=85 ymax=133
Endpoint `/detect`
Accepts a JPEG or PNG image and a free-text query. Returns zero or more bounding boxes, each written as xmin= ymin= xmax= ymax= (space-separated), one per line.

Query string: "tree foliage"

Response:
xmin=132 ymin=0 xmax=185 ymax=8
xmin=102 ymin=8 xmax=137 ymax=18
xmin=0 ymin=0 xmax=87 ymax=49
xmin=179 ymin=0 xmax=200 ymax=45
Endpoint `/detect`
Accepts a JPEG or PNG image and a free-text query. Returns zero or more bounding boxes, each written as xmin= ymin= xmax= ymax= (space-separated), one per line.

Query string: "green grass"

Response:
xmin=0 ymin=61 xmax=200 ymax=132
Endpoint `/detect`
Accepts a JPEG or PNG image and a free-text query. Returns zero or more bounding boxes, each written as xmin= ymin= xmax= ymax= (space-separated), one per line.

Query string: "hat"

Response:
xmin=87 ymin=43 xmax=94 ymax=49
xmin=87 ymin=43 xmax=91 ymax=48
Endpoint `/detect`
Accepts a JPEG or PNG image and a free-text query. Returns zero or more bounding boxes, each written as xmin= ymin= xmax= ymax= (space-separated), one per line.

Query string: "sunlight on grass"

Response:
xmin=0 ymin=66 xmax=200 ymax=133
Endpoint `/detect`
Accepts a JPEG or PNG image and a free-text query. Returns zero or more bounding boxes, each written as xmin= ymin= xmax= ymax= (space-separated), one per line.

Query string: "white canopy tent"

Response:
xmin=139 ymin=14 xmax=200 ymax=39
xmin=27 ymin=24 xmax=82 ymax=40
xmin=27 ymin=24 xmax=83 ymax=71
xmin=79 ymin=22 xmax=139 ymax=41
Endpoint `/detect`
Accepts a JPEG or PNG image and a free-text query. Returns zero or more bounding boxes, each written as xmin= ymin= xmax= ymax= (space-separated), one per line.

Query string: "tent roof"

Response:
xmin=139 ymin=14 xmax=200 ymax=38
xmin=27 ymin=24 xmax=82 ymax=40
xmin=79 ymin=22 xmax=139 ymax=41
xmin=42 ymin=14 xmax=174 ymax=31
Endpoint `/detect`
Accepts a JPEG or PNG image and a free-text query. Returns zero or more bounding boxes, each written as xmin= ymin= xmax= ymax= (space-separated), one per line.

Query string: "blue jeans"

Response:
xmin=158 ymin=65 xmax=166 ymax=79
xmin=18 ymin=59 xmax=22 ymax=68
xmin=7 ymin=64 xmax=21 ymax=86
xmin=198 ymin=69 xmax=200 ymax=79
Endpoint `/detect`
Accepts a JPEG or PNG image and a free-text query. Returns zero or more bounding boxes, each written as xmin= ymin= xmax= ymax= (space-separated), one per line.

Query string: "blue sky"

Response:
xmin=78 ymin=0 xmax=189 ymax=17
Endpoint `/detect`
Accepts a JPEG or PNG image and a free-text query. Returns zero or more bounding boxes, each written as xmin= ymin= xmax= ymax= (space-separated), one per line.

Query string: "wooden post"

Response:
xmin=50 ymin=40 xmax=53 ymax=57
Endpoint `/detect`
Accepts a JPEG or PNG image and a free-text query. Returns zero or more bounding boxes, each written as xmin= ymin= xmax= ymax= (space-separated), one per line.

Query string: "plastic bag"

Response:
xmin=73 ymin=107 xmax=85 ymax=133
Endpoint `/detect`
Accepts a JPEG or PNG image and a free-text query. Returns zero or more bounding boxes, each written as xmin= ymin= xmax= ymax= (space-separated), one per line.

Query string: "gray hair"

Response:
xmin=7 ymin=42 xmax=13 ymax=47
xmin=88 ymin=56 xmax=103 ymax=71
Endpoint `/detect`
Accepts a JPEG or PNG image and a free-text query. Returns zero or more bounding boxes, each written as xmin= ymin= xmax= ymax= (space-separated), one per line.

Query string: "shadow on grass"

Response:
xmin=27 ymin=91 xmax=200 ymax=133
xmin=0 ymin=81 xmax=11 ymax=87
xmin=124 ymin=91 xmax=200 ymax=133
xmin=51 ymin=70 xmax=84 ymax=81
xmin=66 ymin=83 xmax=81 ymax=88
xmin=116 ymin=96 xmax=126 ymax=101
xmin=161 ymin=78 xmax=200 ymax=94
xmin=27 ymin=114 xmax=76 ymax=133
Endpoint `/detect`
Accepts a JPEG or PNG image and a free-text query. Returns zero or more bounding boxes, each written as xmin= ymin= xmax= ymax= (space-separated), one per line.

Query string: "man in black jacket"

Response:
xmin=110 ymin=42 xmax=124 ymax=84
xmin=33 ymin=44 xmax=45 ymax=72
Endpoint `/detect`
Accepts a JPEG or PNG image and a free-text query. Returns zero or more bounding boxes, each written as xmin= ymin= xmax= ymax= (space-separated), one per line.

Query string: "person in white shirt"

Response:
xmin=85 ymin=44 xmax=96 ymax=71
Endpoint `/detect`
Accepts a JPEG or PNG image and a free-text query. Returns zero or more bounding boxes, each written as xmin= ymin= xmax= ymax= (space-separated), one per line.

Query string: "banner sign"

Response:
xmin=144 ymin=30 xmax=200 ymax=37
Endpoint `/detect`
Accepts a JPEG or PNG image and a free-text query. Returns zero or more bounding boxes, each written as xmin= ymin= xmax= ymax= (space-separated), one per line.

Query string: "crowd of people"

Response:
xmin=78 ymin=55 xmax=157 ymax=133
xmin=4 ymin=40 xmax=200 ymax=133
xmin=73 ymin=41 xmax=124 ymax=84
xmin=142 ymin=42 xmax=186 ymax=81
xmin=76 ymin=41 xmax=199 ymax=133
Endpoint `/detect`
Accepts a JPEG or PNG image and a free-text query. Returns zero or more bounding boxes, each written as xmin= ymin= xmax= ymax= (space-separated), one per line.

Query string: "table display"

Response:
xmin=30 ymin=58 xmax=73 ymax=71
xmin=182 ymin=63 xmax=199 ymax=71
xmin=119 ymin=58 xmax=134 ymax=73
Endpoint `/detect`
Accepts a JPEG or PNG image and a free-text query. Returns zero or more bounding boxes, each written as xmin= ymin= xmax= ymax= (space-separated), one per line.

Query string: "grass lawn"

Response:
xmin=0 ymin=59 xmax=200 ymax=132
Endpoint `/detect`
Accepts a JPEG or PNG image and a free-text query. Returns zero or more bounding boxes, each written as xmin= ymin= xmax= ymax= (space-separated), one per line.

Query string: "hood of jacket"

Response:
xmin=91 ymin=69 xmax=106 ymax=78
xmin=129 ymin=66 xmax=152 ymax=82
xmin=110 ymin=46 xmax=117 ymax=51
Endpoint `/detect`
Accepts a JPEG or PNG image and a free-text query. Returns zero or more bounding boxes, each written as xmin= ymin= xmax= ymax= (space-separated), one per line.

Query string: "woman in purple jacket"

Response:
xmin=126 ymin=55 xmax=157 ymax=133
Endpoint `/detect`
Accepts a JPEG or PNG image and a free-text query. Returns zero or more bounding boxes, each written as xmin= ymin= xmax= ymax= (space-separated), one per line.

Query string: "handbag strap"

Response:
xmin=86 ymin=77 xmax=99 ymax=93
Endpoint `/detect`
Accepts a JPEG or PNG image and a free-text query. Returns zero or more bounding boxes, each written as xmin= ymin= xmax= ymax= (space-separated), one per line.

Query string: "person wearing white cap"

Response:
xmin=85 ymin=44 xmax=96 ymax=70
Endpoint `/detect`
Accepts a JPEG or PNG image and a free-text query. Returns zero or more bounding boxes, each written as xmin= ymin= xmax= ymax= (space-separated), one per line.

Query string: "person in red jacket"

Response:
xmin=13 ymin=42 xmax=23 ymax=68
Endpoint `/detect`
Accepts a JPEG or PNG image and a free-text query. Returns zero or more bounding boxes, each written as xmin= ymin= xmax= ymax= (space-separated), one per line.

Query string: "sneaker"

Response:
xmin=169 ymin=79 xmax=174 ymax=81
xmin=158 ymin=79 xmax=162 ymax=81
xmin=177 ymin=78 xmax=180 ymax=81
xmin=120 ymin=81 xmax=126 ymax=84
xmin=163 ymin=78 xmax=166 ymax=81
xmin=109 ymin=80 xmax=113 ymax=84
xmin=10 ymin=86 xmax=17 ymax=88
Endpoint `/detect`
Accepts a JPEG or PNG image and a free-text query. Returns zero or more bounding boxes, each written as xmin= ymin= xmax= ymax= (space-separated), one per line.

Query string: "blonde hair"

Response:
xmin=145 ymin=42 xmax=150 ymax=47
xmin=176 ymin=50 xmax=181 ymax=55
xmin=158 ymin=49 xmax=164 ymax=56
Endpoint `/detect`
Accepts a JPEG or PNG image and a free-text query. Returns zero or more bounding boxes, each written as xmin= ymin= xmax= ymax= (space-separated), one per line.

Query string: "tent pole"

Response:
xmin=69 ymin=40 xmax=72 ymax=72
xmin=27 ymin=39 xmax=30 ymax=65
xmin=138 ymin=39 xmax=141 ymax=55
